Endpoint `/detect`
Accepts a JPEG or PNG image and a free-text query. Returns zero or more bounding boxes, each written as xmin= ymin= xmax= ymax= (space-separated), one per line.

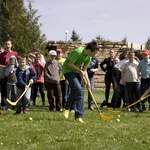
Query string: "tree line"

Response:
xmin=0 ymin=0 xmax=150 ymax=57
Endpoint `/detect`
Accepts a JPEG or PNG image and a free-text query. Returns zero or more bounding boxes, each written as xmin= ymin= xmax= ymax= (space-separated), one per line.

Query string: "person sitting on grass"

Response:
xmin=15 ymin=57 xmax=37 ymax=114
xmin=62 ymin=40 xmax=99 ymax=123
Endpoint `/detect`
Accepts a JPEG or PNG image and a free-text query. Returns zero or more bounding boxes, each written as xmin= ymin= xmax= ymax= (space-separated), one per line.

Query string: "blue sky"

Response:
xmin=25 ymin=0 xmax=150 ymax=44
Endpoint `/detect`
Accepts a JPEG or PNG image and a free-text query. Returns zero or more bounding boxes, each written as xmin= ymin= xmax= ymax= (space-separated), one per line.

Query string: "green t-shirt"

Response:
xmin=58 ymin=58 xmax=66 ymax=80
xmin=62 ymin=47 xmax=91 ymax=74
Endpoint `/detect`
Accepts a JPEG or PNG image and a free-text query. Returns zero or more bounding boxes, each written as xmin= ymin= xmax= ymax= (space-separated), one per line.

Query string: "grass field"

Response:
xmin=0 ymin=90 xmax=150 ymax=150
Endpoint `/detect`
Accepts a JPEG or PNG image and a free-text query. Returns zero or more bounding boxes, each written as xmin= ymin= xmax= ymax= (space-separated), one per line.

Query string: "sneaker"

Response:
xmin=14 ymin=111 xmax=21 ymax=115
xmin=49 ymin=108 xmax=56 ymax=112
xmin=88 ymin=106 xmax=95 ymax=111
xmin=23 ymin=108 xmax=28 ymax=114
xmin=132 ymin=107 xmax=139 ymax=112
xmin=62 ymin=109 xmax=70 ymax=119
xmin=42 ymin=102 xmax=45 ymax=106
xmin=56 ymin=108 xmax=63 ymax=112
xmin=75 ymin=118 xmax=85 ymax=123
xmin=142 ymin=104 xmax=146 ymax=111
xmin=70 ymin=109 xmax=75 ymax=113
xmin=100 ymin=100 xmax=107 ymax=108
xmin=32 ymin=102 xmax=36 ymax=106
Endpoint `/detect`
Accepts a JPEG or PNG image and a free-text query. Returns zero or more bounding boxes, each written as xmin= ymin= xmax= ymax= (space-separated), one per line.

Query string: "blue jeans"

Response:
xmin=88 ymin=77 xmax=94 ymax=107
xmin=32 ymin=82 xmax=45 ymax=103
xmin=16 ymin=87 xmax=31 ymax=112
xmin=60 ymin=80 xmax=68 ymax=108
xmin=64 ymin=72 xmax=84 ymax=118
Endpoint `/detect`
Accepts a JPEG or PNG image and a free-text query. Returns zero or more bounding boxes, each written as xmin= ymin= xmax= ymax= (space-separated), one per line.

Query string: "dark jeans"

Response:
xmin=88 ymin=77 xmax=94 ymax=107
xmin=32 ymin=82 xmax=45 ymax=103
xmin=111 ymin=84 xmax=123 ymax=108
xmin=105 ymin=76 xmax=115 ymax=102
xmin=60 ymin=80 xmax=68 ymax=108
xmin=0 ymin=77 xmax=7 ymax=107
xmin=46 ymin=82 xmax=62 ymax=111
xmin=140 ymin=78 xmax=150 ymax=104
xmin=126 ymin=82 xmax=140 ymax=108
xmin=64 ymin=72 xmax=84 ymax=118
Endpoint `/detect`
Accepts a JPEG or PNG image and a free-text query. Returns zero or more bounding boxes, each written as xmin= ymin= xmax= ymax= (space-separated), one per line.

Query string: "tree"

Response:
xmin=0 ymin=0 xmax=46 ymax=55
xmin=145 ymin=37 xmax=150 ymax=49
xmin=121 ymin=36 xmax=128 ymax=43
xmin=70 ymin=29 xmax=82 ymax=42
xmin=96 ymin=34 xmax=104 ymax=42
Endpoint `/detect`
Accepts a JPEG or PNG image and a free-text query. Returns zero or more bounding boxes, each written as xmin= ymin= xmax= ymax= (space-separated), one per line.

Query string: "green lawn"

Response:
xmin=0 ymin=90 xmax=150 ymax=150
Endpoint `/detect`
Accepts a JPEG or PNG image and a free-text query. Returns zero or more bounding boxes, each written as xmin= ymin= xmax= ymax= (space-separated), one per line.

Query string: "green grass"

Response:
xmin=0 ymin=90 xmax=150 ymax=150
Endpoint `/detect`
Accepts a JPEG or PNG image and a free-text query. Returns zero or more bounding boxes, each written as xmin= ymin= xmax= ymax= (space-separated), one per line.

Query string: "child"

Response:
xmin=5 ymin=56 xmax=18 ymax=110
xmin=138 ymin=50 xmax=150 ymax=111
xmin=15 ymin=57 xmax=37 ymax=114
xmin=44 ymin=50 xmax=62 ymax=112
xmin=32 ymin=53 xmax=45 ymax=106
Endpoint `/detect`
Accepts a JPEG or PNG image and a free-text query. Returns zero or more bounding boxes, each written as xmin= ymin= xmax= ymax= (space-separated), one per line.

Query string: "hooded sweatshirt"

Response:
xmin=4 ymin=56 xmax=18 ymax=85
xmin=16 ymin=65 xmax=37 ymax=89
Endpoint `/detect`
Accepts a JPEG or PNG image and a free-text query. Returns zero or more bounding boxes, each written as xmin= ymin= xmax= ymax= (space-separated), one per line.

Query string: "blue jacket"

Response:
xmin=16 ymin=65 xmax=37 ymax=89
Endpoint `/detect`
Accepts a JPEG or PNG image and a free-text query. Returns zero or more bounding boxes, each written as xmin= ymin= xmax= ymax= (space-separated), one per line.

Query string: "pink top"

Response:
xmin=31 ymin=62 xmax=45 ymax=83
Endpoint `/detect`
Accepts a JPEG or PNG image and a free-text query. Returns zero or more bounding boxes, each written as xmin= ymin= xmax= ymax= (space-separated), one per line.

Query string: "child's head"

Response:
xmin=128 ymin=51 xmax=135 ymax=62
xmin=113 ymin=57 xmax=120 ymax=64
xmin=0 ymin=46 xmax=4 ymax=53
xmin=26 ymin=57 xmax=33 ymax=65
xmin=35 ymin=53 xmax=42 ymax=62
xmin=142 ymin=50 xmax=150 ymax=60
xmin=18 ymin=57 xmax=26 ymax=69
xmin=48 ymin=50 xmax=57 ymax=61
xmin=56 ymin=49 xmax=63 ymax=60
xmin=9 ymin=56 xmax=17 ymax=65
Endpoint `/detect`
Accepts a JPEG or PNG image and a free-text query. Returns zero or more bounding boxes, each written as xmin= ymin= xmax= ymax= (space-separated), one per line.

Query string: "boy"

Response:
xmin=15 ymin=57 xmax=37 ymax=114
xmin=44 ymin=50 xmax=62 ymax=112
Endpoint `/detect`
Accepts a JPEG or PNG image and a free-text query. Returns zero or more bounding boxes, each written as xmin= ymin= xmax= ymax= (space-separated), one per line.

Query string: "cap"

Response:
xmin=9 ymin=55 xmax=16 ymax=59
xmin=143 ymin=50 xmax=150 ymax=55
xmin=56 ymin=49 xmax=63 ymax=53
xmin=48 ymin=50 xmax=57 ymax=56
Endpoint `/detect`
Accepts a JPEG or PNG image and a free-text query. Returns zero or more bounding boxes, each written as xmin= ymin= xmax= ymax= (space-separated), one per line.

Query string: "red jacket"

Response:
xmin=31 ymin=62 xmax=45 ymax=83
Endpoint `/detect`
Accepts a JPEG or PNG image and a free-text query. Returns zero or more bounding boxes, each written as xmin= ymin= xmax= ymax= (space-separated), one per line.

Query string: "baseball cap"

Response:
xmin=142 ymin=50 xmax=150 ymax=55
xmin=56 ymin=49 xmax=63 ymax=53
xmin=48 ymin=50 xmax=57 ymax=56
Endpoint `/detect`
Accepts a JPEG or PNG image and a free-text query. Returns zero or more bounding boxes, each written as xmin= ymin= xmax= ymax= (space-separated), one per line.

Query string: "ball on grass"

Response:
xmin=29 ymin=117 xmax=33 ymax=121
xmin=118 ymin=115 xmax=120 ymax=117
xmin=116 ymin=119 xmax=120 ymax=122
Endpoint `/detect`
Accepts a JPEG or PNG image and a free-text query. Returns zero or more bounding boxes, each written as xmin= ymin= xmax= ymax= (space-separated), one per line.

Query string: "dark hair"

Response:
xmin=85 ymin=40 xmax=99 ymax=52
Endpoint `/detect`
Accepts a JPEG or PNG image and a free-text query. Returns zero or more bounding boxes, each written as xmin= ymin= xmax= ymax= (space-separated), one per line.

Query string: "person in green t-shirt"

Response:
xmin=62 ymin=40 xmax=99 ymax=123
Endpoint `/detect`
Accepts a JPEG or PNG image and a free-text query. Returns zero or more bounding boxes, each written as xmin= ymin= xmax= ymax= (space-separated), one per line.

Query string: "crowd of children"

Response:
xmin=0 ymin=40 xmax=150 ymax=123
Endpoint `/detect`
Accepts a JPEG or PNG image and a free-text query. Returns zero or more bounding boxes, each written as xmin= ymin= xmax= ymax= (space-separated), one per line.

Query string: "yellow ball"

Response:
xmin=116 ymin=119 xmax=120 ymax=122
xmin=118 ymin=115 xmax=121 ymax=117
xmin=29 ymin=117 xmax=33 ymax=121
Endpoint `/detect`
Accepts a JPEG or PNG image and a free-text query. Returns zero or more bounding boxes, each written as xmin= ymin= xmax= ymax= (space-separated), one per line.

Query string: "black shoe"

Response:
xmin=23 ymin=108 xmax=28 ymax=114
xmin=100 ymin=100 xmax=108 ymax=108
xmin=88 ymin=106 xmax=95 ymax=111
xmin=14 ymin=111 xmax=21 ymax=115
xmin=142 ymin=104 xmax=146 ymax=111
xmin=132 ymin=107 xmax=139 ymax=112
